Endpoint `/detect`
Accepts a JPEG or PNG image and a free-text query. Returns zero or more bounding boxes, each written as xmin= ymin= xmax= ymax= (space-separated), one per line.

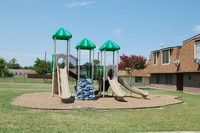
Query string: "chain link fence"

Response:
xmin=0 ymin=75 xmax=52 ymax=83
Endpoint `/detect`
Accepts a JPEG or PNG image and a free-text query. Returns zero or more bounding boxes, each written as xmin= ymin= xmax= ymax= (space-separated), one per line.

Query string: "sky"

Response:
xmin=0 ymin=0 xmax=200 ymax=66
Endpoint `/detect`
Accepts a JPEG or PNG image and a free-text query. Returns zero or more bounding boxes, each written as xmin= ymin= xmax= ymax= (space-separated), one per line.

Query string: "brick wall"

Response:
xmin=150 ymin=74 xmax=177 ymax=90
xmin=184 ymin=73 xmax=200 ymax=87
xmin=178 ymin=39 xmax=200 ymax=72
xmin=150 ymin=73 xmax=200 ymax=94
xmin=150 ymin=74 xmax=176 ymax=84
xmin=146 ymin=35 xmax=200 ymax=74
xmin=183 ymin=73 xmax=200 ymax=94
xmin=147 ymin=34 xmax=200 ymax=94
xmin=146 ymin=47 xmax=181 ymax=74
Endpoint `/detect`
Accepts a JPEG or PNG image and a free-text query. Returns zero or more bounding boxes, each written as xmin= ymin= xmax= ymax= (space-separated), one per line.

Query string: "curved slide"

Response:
xmin=57 ymin=66 xmax=71 ymax=100
xmin=118 ymin=77 xmax=149 ymax=98
xmin=107 ymin=76 xmax=125 ymax=98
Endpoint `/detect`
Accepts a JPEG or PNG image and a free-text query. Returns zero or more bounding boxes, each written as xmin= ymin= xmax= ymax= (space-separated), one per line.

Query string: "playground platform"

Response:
xmin=12 ymin=92 xmax=183 ymax=110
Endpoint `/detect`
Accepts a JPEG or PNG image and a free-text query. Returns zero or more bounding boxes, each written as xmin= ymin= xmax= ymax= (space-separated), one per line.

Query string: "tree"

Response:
xmin=69 ymin=62 xmax=75 ymax=69
xmin=58 ymin=62 xmax=65 ymax=68
xmin=33 ymin=58 xmax=51 ymax=75
xmin=118 ymin=54 xmax=147 ymax=71
xmin=23 ymin=66 xmax=34 ymax=70
xmin=58 ymin=62 xmax=75 ymax=69
xmin=93 ymin=59 xmax=100 ymax=65
xmin=118 ymin=54 xmax=147 ymax=85
xmin=7 ymin=58 xmax=22 ymax=69
xmin=0 ymin=57 xmax=13 ymax=77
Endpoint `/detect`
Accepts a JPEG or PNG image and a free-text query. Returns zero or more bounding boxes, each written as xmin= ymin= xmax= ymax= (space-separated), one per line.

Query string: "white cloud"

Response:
xmin=64 ymin=1 xmax=97 ymax=8
xmin=192 ymin=25 xmax=200 ymax=33
xmin=114 ymin=29 xmax=123 ymax=36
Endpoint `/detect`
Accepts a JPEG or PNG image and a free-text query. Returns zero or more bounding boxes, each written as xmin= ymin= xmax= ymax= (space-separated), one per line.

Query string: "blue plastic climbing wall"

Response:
xmin=75 ymin=78 xmax=96 ymax=100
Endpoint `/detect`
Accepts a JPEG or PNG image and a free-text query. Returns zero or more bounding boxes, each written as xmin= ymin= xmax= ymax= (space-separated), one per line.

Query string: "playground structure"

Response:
xmin=99 ymin=40 xmax=125 ymax=98
xmin=51 ymin=28 xmax=149 ymax=102
xmin=51 ymin=28 xmax=74 ymax=101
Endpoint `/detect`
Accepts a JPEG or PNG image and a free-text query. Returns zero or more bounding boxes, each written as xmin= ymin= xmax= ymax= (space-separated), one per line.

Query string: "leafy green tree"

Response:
xmin=58 ymin=62 xmax=75 ymax=69
xmin=23 ymin=66 xmax=34 ymax=69
xmin=69 ymin=62 xmax=75 ymax=68
xmin=0 ymin=57 xmax=13 ymax=77
xmin=33 ymin=58 xmax=51 ymax=75
xmin=58 ymin=62 xmax=65 ymax=68
xmin=0 ymin=57 xmax=7 ymax=76
xmin=7 ymin=58 xmax=22 ymax=69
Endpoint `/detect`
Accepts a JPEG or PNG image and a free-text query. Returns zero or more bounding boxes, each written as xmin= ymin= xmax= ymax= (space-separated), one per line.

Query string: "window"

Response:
xmin=165 ymin=74 xmax=173 ymax=84
xmin=156 ymin=74 xmax=160 ymax=83
xmin=188 ymin=74 xmax=191 ymax=80
xmin=153 ymin=53 xmax=158 ymax=65
xmin=135 ymin=76 xmax=142 ymax=83
xmin=162 ymin=50 xmax=170 ymax=64
xmin=195 ymin=41 xmax=200 ymax=58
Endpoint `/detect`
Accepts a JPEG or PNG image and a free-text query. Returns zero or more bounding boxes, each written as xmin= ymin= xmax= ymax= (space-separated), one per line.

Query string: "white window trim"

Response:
xmin=194 ymin=41 xmax=200 ymax=58
xmin=161 ymin=50 xmax=170 ymax=65
xmin=153 ymin=52 xmax=158 ymax=66
xmin=194 ymin=42 xmax=196 ymax=58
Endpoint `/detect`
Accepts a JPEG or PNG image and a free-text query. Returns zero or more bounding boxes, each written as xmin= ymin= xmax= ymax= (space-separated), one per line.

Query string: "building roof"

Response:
xmin=9 ymin=69 xmax=37 ymax=74
xmin=147 ymin=34 xmax=200 ymax=74
xmin=151 ymin=46 xmax=182 ymax=53
xmin=183 ymin=34 xmax=200 ymax=43
xmin=118 ymin=69 xmax=150 ymax=77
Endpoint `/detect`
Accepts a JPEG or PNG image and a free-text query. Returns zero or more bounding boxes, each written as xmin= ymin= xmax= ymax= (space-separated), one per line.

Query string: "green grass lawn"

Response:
xmin=0 ymin=81 xmax=200 ymax=133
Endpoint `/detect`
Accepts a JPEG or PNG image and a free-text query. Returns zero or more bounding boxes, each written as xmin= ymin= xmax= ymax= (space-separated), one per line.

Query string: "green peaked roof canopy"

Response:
xmin=99 ymin=40 xmax=120 ymax=51
xmin=75 ymin=38 xmax=96 ymax=50
xmin=52 ymin=28 xmax=72 ymax=40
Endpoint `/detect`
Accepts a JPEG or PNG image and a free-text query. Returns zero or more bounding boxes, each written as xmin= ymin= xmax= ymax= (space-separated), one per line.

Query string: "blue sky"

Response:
xmin=0 ymin=0 xmax=200 ymax=66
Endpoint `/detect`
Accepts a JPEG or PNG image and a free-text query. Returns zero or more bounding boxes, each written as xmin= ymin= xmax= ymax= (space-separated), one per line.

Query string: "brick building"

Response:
xmin=118 ymin=69 xmax=150 ymax=86
xmin=9 ymin=69 xmax=37 ymax=77
xmin=146 ymin=34 xmax=200 ymax=94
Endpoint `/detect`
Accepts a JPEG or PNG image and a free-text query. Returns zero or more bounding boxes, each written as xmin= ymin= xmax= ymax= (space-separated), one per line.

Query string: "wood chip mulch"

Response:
xmin=12 ymin=92 xmax=183 ymax=110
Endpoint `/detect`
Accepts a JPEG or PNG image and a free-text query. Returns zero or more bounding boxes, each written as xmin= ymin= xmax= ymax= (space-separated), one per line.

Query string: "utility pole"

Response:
xmin=44 ymin=51 xmax=47 ymax=75
xmin=45 ymin=51 xmax=47 ymax=62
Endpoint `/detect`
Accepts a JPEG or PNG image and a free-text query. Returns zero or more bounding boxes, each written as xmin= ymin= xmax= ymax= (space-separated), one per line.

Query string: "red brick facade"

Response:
xmin=147 ymin=46 xmax=181 ymax=73
xmin=147 ymin=34 xmax=200 ymax=94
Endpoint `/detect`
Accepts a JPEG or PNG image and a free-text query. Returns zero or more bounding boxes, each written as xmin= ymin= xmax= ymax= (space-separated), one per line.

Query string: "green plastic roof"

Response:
xmin=52 ymin=28 xmax=72 ymax=40
xmin=75 ymin=38 xmax=96 ymax=50
xmin=99 ymin=40 xmax=120 ymax=51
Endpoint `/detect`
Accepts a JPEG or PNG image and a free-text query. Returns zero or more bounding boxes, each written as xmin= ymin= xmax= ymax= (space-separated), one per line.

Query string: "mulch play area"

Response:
xmin=12 ymin=92 xmax=183 ymax=110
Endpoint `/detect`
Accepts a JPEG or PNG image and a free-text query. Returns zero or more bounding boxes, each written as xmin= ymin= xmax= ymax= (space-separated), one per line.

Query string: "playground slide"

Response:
xmin=57 ymin=66 xmax=71 ymax=100
xmin=118 ymin=77 xmax=149 ymax=98
xmin=107 ymin=76 xmax=125 ymax=98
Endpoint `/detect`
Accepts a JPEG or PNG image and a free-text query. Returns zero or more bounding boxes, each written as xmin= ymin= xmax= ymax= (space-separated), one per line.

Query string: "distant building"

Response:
xmin=118 ymin=69 xmax=150 ymax=86
xmin=9 ymin=69 xmax=37 ymax=77
xmin=146 ymin=34 xmax=200 ymax=94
